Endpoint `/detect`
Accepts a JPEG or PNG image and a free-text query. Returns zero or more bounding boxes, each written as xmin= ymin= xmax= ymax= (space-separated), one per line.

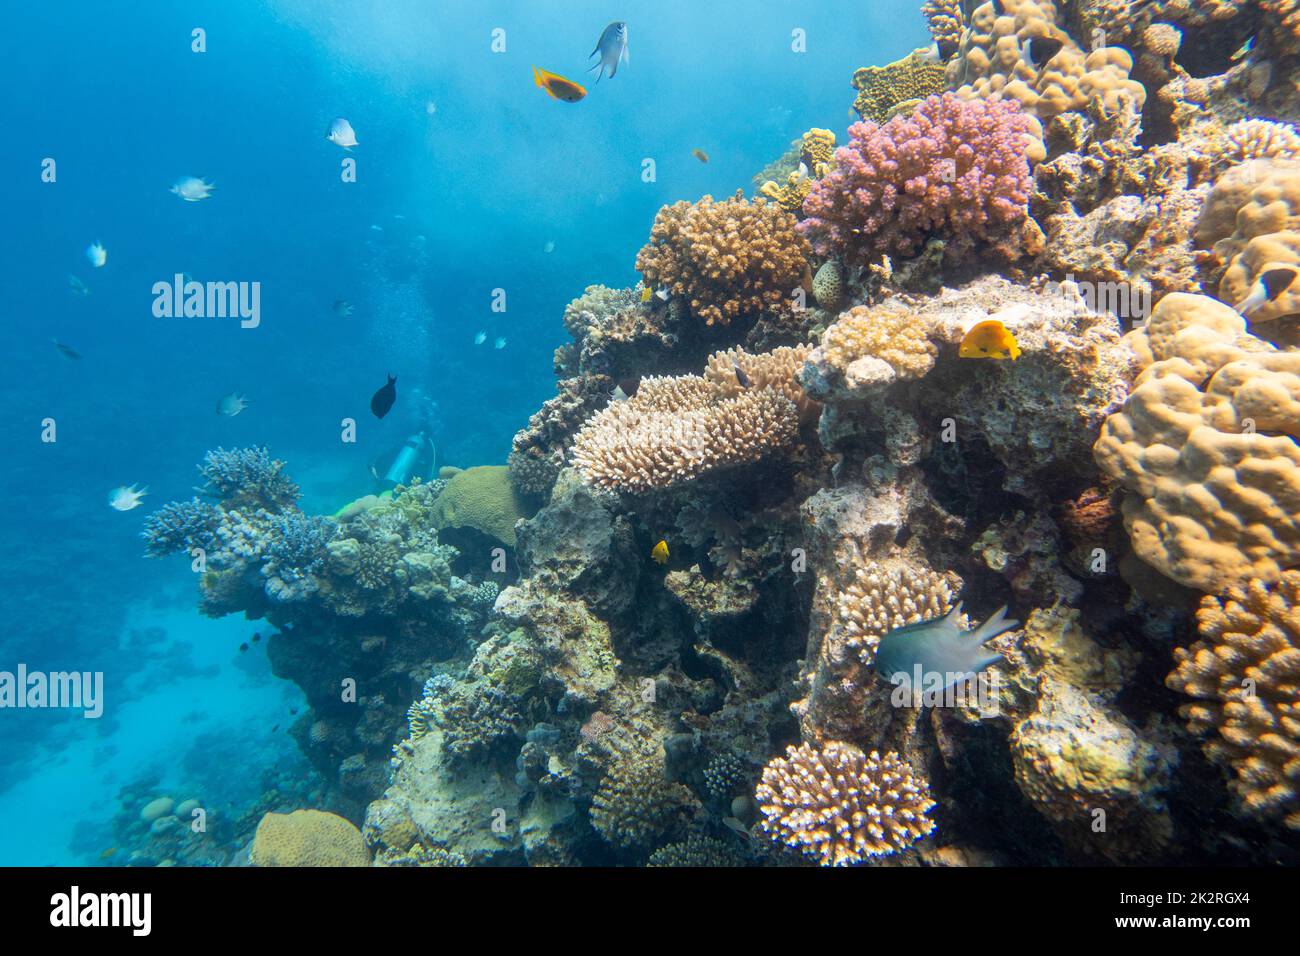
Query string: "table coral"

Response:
xmin=1094 ymin=292 xmax=1300 ymax=593
xmin=1168 ymin=571 xmax=1300 ymax=830
xmin=799 ymin=93 xmax=1038 ymax=265
xmin=851 ymin=49 xmax=949 ymax=124
xmin=755 ymin=742 xmax=935 ymax=865
xmin=634 ymin=191 xmax=811 ymax=327
xmin=250 ymin=809 xmax=369 ymax=867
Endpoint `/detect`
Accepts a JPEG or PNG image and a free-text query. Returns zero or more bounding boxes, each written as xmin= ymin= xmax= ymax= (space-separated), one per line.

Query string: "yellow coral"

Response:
xmin=922 ymin=0 xmax=965 ymax=49
xmin=250 ymin=809 xmax=369 ymax=867
xmin=852 ymin=49 xmax=949 ymax=124
xmin=1168 ymin=571 xmax=1300 ymax=830
xmin=758 ymin=172 xmax=812 ymax=214
xmin=1093 ymin=293 xmax=1300 ymax=593
xmin=431 ymin=465 xmax=532 ymax=548
xmin=758 ymin=129 xmax=837 ymax=214
xmin=813 ymin=303 xmax=939 ymax=389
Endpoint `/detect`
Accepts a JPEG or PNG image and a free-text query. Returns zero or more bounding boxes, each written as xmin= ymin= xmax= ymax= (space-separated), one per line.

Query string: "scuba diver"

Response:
xmin=368 ymin=392 xmax=441 ymax=491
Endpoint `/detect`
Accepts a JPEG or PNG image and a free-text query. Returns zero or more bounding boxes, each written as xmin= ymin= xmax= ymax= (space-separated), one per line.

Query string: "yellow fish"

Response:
xmin=651 ymin=539 xmax=669 ymax=564
xmin=959 ymin=319 xmax=1021 ymax=360
xmin=533 ymin=66 xmax=587 ymax=103
xmin=693 ymin=148 xmax=710 ymax=163
xmin=100 ymin=847 xmax=117 ymax=859
xmin=641 ymin=286 xmax=653 ymax=303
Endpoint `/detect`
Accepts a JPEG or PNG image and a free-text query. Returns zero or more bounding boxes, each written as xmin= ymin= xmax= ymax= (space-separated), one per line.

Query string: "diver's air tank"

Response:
xmin=384 ymin=432 xmax=426 ymax=486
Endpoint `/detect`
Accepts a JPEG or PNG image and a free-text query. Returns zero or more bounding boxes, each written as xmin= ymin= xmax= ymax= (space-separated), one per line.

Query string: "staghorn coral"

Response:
xmin=948 ymin=0 xmax=1147 ymax=123
xmin=635 ymin=191 xmax=811 ymax=327
xmin=800 ymin=94 xmax=1038 ymax=265
xmin=835 ymin=557 xmax=958 ymax=668
xmin=1094 ymin=292 xmax=1300 ymax=593
xmin=249 ymin=809 xmax=369 ymax=867
xmin=755 ymin=743 xmax=935 ymax=865
xmin=590 ymin=749 xmax=697 ymax=849
xmin=852 ymin=49 xmax=949 ymax=124
xmin=1168 ymin=572 xmax=1300 ymax=830
xmin=571 ymin=356 xmax=803 ymax=493
xmin=197 ymin=446 xmax=299 ymax=511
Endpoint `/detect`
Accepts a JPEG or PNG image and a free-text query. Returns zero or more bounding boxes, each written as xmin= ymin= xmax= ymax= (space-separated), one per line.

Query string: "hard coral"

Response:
xmin=755 ymin=742 xmax=935 ymax=866
xmin=1094 ymin=293 xmax=1300 ymax=593
xmin=431 ymin=465 xmax=532 ymax=548
xmin=250 ymin=809 xmax=369 ymax=867
xmin=635 ymin=191 xmax=811 ymax=327
xmin=852 ymin=49 xmax=949 ymax=124
xmin=198 ymin=446 xmax=299 ymax=511
xmin=590 ymin=749 xmax=696 ymax=849
xmin=800 ymin=93 xmax=1038 ymax=265
xmin=1169 ymin=571 xmax=1300 ymax=830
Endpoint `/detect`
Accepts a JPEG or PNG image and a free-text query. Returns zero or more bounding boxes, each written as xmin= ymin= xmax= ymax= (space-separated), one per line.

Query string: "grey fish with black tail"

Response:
xmin=874 ymin=602 xmax=1018 ymax=692
xmin=588 ymin=21 xmax=629 ymax=84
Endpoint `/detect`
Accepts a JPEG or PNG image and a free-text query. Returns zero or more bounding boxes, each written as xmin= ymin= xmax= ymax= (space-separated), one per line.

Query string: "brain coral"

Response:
xmin=1168 ymin=571 xmax=1300 ymax=830
xmin=635 ymin=191 xmax=811 ymax=327
xmin=756 ymin=742 xmax=935 ymax=865
xmin=949 ymin=0 xmax=1147 ymax=121
xmin=571 ymin=351 xmax=806 ymax=493
xmin=851 ymin=49 xmax=949 ymax=124
xmin=431 ymin=465 xmax=532 ymax=548
xmin=1093 ymin=292 xmax=1300 ymax=593
xmin=250 ymin=809 xmax=369 ymax=867
xmin=799 ymin=93 xmax=1038 ymax=264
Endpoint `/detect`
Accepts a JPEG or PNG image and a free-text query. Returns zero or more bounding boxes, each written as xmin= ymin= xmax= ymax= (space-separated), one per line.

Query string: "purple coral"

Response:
xmin=799 ymin=93 xmax=1035 ymax=263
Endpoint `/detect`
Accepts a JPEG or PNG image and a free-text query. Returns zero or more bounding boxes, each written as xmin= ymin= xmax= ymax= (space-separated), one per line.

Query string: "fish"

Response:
xmin=733 ymin=364 xmax=751 ymax=389
xmin=474 ymin=331 xmax=487 ymax=345
xmin=533 ymin=66 xmax=587 ymax=103
xmin=426 ymin=100 xmax=437 ymax=115
xmin=332 ymin=299 xmax=355 ymax=318
xmin=640 ymin=286 xmax=653 ymax=303
xmin=371 ymin=374 xmax=397 ymax=419
xmin=216 ymin=392 xmax=249 ymax=417
xmin=52 ymin=339 xmax=82 ymax=360
xmin=86 ymin=241 xmax=107 ymax=268
xmin=327 ymin=117 xmax=359 ymax=149
xmin=494 ymin=337 xmax=507 ymax=349
xmin=655 ymin=288 xmax=670 ymax=302
xmin=543 ymin=240 xmax=555 ymax=254
xmin=68 ymin=275 xmax=90 ymax=296
xmin=1234 ymin=265 xmax=1298 ymax=316
xmin=171 ymin=176 xmax=215 ymax=201
xmin=108 ymin=484 xmax=148 ymax=511
xmin=1231 ymin=35 xmax=1255 ymax=62
xmin=959 ymin=319 xmax=1021 ymax=360
xmin=693 ymin=148 xmax=710 ymax=163
xmin=875 ymin=603 xmax=1019 ymax=693
xmin=252 ymin=632 xmax=262 ymax=643
xmin=651 ymin=539 xmax=669 ymax=564
xmin=721 ymin=817 xmax=752 ymax=838
xmin=588 ymin=21 xmax=629 ymax=84
xmin=100 ymin=847 xmax=117 ymax=860
xmin=609 ymin=385 xmax=629 ymax=403
xmin=1025 ymin=35 xmax=1065 ymax=69
xmin=239 ymin=643 xmax=249 ymax=653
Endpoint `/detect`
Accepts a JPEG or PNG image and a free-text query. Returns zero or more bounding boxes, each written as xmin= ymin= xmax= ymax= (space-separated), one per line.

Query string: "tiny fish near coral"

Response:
xmin=651 ymin=539 xmax=669 ymax=564
xmin=959 ymin=319 xmax=1021 ymax=360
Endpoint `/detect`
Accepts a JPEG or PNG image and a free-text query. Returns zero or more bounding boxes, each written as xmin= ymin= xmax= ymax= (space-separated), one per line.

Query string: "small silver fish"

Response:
xmin=474 ymin=331 xmax=487 ymax=345
xmin=216 ymin=392 xmax=249 ymax=417
xmin=327 ymin=117 xmax=359 ymax=149
xmin=588 ymin=21 xmax=629 ymax=85
xmin=874 ymin=603 xmax=1019 ymax=693
xmin=333 ymin=299 xmax=355 ymax=318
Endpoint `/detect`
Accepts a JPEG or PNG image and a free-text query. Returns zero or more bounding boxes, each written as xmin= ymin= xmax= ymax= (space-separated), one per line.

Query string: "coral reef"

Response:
xmin=635 ymin=191 xmax=811 ymax=327
xmin=852 ymin=50 xmax=949 ymax=124
xmin=800 ymin=94 xmax=1040 ymax=265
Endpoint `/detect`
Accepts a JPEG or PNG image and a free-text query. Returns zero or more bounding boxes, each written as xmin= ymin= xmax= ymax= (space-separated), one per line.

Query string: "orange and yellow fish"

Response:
xmin=959 ymin=319 xmax=1021 ymax=360
xmin=651 ymin=539 xmax=669 ymax=564
xmin=693 ymin=148 xmax=710 ymax=163
xmin=533 ymin=66 xmax=587 ymax=103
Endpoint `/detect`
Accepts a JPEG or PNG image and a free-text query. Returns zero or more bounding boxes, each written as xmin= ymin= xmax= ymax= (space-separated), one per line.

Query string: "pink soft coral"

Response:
xmin=799 ymin=93 xmax=1036 ymax=264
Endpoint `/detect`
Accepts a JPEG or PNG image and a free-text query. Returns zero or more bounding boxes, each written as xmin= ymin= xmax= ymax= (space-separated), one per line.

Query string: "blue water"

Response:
xmin=0 ymin=0 xmax=924 ymax=864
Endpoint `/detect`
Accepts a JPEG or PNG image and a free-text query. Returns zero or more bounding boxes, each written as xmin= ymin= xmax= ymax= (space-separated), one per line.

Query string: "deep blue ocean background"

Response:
xmin=0 ymin=0 xmax=924 ymax=864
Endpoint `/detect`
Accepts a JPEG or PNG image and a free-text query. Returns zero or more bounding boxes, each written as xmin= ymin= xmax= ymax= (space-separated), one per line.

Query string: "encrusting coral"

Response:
xmin=1094 ymin=293 xmax=1300 ymax=593
xmin=852 ymin=49 xmax=949 ymax=124
xmin=800 ymin=93 xmax=1039 ymax=265
xmin=635 ymin=191 xmax=811 ymax=327
xmin=755 ymin=742 xmax=936 ymax=865
xmin=1168 ymin=572 xmax=1300 ymax=831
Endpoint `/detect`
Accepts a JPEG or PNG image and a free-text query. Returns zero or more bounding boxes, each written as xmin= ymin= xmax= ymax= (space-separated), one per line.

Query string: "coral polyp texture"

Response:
xmin=570 ymin=348 xmax=808 ymax=493
xmin=851 ymin=49 xmax=949 ymax=124
xmin=635 ymin=191 xmax=811 ymax=327
xmin=1168 ymin=572 xmax=1300 ymax=831
xmin=799 ymin=93 xmax=1038 ymax=265
xmin=1093 ymin=293 xmax=1300 ymax=593
xmin=835 ymin=558 xmax=957 ymax=668
xmin=755 ymin=743 xmax=935 ymax=865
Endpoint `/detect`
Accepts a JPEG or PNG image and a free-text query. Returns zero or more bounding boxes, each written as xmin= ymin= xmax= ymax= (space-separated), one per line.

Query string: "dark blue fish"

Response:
xmin=875 ymin=603 xmax=1018 ymax=692
xmin=371 ymin=374 xmax=397 ymax=419
xmin=588 ymin=21 xmax=629 ymax=84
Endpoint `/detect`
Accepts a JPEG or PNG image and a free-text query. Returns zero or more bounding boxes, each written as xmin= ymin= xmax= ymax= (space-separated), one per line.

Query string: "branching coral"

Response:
xmin=1223 ymin=120 xmax=1300 ymax=166
xmin=634 ymin=191 xmax=811 ymax=327
xmin=1168 ymin=572 xmax=1300 ymax=830
xmin=755 ymin=743 xmax=935 ymax=865
xmin=646 ymin=836 xmax=744 ymax=867
xmin=262 ymin=512 xmax=338 ymax=602
xmin=570 ymin=357 xmax=802 ymax=493
xmin=197 ymin=447 xmax=299 ymax=511
xmin=141 ymin=497 xmax=221 ymax=557
xmin=590 ymin=749 xmax=696 ymax=848
xmin=1094 ymin=292 xmax=1300 ymax=593
xmin=835 ymin=558 xmax=958 ymax=668
xmin=799 ymin=93 xmax=1037 ymax=264
xmin=922 ymin=0 xmax=965 ymax=49
xmin=702 ymin=343 xmax=818 ymax=422
xmin=852 ymin=49 xmax=949 ymax=124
